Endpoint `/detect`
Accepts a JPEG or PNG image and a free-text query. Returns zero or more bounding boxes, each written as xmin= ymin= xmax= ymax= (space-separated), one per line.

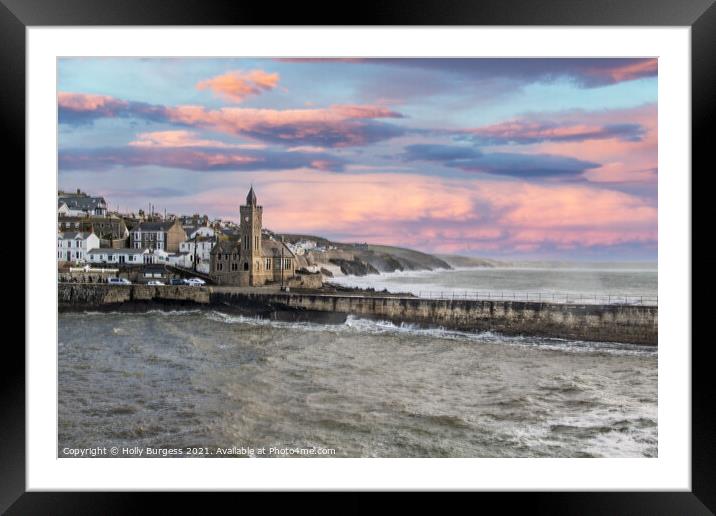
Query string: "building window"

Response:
xmin=243 ymin=262 xmax=248 ymax=271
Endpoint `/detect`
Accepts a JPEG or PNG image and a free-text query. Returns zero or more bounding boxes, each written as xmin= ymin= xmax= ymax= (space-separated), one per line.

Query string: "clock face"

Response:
xmin=244 ymin=216 xmax=249 ymax=222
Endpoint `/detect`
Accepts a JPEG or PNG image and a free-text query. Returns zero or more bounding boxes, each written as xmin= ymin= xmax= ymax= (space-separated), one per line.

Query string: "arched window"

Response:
xmin=243 ymin=262 xmax=248 ymax=271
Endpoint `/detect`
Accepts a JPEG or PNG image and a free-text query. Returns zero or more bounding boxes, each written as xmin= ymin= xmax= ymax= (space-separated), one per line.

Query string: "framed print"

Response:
xmin=6 ymin=0 xmax=713 ymax=511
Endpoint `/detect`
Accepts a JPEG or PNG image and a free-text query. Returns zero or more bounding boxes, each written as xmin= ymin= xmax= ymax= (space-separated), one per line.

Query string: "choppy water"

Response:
xmin=58 ymin=309 xmax=657 ymax=458
xmin=329 ymin=266 xmax=658 ymax=304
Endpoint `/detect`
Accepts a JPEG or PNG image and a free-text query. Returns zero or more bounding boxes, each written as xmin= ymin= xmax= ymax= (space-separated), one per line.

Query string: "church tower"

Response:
xmin=239 ymin=186 xmax=263 ymax=285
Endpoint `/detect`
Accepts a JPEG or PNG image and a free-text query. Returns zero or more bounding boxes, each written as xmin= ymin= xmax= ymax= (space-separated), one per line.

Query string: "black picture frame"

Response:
xmin=5 ymin=0 xmax=712 ymax=511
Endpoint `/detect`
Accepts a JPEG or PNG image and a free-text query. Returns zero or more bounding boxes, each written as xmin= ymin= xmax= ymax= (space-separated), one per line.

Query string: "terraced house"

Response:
xmin=129 ymin=219 xmax=187 ymax=252
xmin=57 ymin=231 xmax=100 ymax=263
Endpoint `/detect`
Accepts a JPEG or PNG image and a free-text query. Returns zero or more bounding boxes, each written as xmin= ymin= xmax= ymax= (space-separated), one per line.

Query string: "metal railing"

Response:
xmin=414 ymin=290 xmax=657 ymax=305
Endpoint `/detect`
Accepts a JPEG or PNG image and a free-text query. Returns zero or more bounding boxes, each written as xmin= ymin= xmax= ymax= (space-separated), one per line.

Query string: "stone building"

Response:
xmin=129 ymin=219 xmax=187 ymax=252
xmin=209 ymin=187 xmax=296 ymax=287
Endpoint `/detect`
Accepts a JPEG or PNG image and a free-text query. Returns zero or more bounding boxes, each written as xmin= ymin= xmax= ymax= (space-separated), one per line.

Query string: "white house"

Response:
xmin=179 ymin=235 xmax=215 ymax=268
xmin=57 ymin=202 xmax=86 ymax=217
xmin=151 ymin=249 xmax=194 ymax=269
xmin=286 ymin=239 xmax=318 ymax=256
xmin=184 ymin=225 xmax=215 ymax=239
xmin=87 ymin=248 xmax=154 ymax=265
xmin=57 ymin=192 xmax=107 ymax=216
xmin=57 ymin=231 xmax=100 ymax=263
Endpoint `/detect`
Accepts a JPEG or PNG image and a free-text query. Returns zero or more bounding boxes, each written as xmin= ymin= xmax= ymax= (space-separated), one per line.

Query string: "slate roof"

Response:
xmin=261 ymin=239 xmax=295 ymax=258
xmin=246 ymin=186 xmax=257 ymax=206
xmin=211 ymin=239 xmax=240 ymax=254
xmin=58 ymin=195 xmax=106 ymax=211
xmin=130 ymin=221 xmax=177 ymax=232
xmin=58 ymin=231 xmax=95 ymax=240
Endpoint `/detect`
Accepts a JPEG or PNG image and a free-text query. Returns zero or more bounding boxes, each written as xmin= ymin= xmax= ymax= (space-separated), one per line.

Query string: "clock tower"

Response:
xmin=239 ymin=186 xmax=263 ymax=285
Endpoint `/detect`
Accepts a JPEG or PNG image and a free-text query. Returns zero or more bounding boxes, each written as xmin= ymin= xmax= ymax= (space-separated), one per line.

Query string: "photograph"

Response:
xmin=56 ymin=56 xmax=658 ymax=459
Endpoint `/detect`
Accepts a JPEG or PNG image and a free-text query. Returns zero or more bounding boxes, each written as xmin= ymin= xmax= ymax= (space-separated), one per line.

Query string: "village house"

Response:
xmin=57 ymin=231 xmax=100 ymax=263
xmin=209 ymin=187 xmax=297 ymax=287
xmin=58 ymin=189 xmax=108 ymax=216
xmin=129 ymin=219 xmax=187 ymax=252
xmin=87 ymin=248 xmax=155 ymax=265
xmin=153 ymin=249 xmax=195 ymax=269
xmin=58 ymin=214 xmax=129 ymax=248
xmin=179 ymin=235 xmax=216 ymax=273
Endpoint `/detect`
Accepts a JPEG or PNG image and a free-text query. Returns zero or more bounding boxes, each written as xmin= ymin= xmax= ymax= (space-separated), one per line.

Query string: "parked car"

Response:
xmin=147 ymin=280 xmax=165 ymax=286
xmin=169 ymin=278 xmax=188 ymax=286
xmin=186 ymin=277 xmax=206 ymax=286
xmin=108 ymin=277 xmax=131 ymax=285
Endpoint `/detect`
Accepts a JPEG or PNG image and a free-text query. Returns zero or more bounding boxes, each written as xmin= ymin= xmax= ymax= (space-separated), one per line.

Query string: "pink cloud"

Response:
xmin=58 ymin=92 xmax=123 ymax=111
xmin=467 ymin=120 xmax=644 ymax=144
xmin=166 ymin=104 xmax=402 ymax=129
xmin=196 ymin=69 xmax=280 ymax=103
xmin=583 ymin=58 xmax=658 ymax=84
xmin=487 ymin=104 xmax=657 ymax=184
xmin=164 ymin=104 xmax=405 ymax=147
xmin=128 ymin=130 xmax=266 ymax=149
xmin=183 ymin=170 xmax=656 ymax=255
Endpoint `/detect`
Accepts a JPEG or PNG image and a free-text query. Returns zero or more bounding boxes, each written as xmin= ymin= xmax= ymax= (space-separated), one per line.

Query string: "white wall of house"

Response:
xmin=179 ymin=239 xmax=215 ymax=263
xmin=186 ymin=226 xmax=215 ymax=239
xmin=57 ymin=204 xmax=86 ymax=217
xmin=57 ymin=233 xmax=100 ymax=263
xmin=87 ymin=249 xmax=150 ymax=265
xmin=166 ymin=253 xmax=194 ymax=268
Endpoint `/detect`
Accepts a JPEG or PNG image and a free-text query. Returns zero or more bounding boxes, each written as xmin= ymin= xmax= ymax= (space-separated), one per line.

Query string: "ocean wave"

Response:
xmin=200 ymin=310 xmax=656 ymax=357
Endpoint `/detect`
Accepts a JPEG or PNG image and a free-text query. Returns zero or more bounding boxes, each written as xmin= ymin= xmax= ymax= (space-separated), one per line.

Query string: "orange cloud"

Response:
xmin=196 ymin=69 xmax=280 ymax=103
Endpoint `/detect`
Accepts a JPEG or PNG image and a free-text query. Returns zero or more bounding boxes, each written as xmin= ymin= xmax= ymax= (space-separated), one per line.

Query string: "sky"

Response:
xmin=58 ymin=58 xmax=657 ymax=260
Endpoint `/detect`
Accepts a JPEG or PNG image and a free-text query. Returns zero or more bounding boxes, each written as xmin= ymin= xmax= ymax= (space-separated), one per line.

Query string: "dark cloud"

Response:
xmin=403 ymin=144 xmax=600 ymax=178
xmin=281 ymin=58 xmax=657 ymax=88
xmin=59 ymin=97 xmax=169 ymax=126
xmin=58 ymin=93 xmax=407 ymax=148
xmin=239 ymin=120 xmax=407 ymax=148
xmin=463 ymin=122 xmax=646 ymax=145
xmin=59 ymin=146 xmax=347 ymax=173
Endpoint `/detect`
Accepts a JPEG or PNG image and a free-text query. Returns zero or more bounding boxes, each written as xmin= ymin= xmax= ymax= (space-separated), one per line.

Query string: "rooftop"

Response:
xmin=58 ymin=231 xmax=95 ymax=239
xmin=131 ymin=221 xmax=178 ymax=232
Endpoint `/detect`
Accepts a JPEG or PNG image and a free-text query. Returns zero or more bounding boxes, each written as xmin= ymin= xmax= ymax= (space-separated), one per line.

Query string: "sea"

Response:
xmin=58 ymin=266 xmax=658 ymax=458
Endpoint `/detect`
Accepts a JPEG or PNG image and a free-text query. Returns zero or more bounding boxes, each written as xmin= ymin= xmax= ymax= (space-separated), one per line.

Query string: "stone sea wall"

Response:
xmin=58 ymin=284 xmax=657 ymax=345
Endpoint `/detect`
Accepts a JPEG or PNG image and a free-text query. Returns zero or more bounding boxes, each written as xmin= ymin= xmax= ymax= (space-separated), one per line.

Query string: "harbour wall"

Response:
xmin=58 ymin=284 xmax=658 ymax=346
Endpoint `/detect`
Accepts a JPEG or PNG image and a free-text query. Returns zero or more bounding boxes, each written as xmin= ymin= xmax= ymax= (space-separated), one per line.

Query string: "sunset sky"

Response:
xmin=58 ymin=58 xmax=657 ymax=260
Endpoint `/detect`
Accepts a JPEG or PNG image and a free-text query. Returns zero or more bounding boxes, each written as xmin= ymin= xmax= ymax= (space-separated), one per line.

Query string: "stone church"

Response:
xmin=209 ymin=187 xmax=296 ymax=287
